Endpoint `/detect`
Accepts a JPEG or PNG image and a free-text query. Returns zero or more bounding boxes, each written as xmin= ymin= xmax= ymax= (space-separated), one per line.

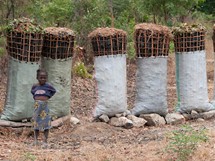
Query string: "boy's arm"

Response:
xmin=47 ymin=84 xmax=56 ymax=97
xmin=31 ymin=83 xmax=38 ymax=95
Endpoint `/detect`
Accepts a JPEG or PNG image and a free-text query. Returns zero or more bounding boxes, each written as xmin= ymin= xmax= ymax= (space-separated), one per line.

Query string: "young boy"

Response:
xmin=31 ymin=69 xmax=56 ymax=147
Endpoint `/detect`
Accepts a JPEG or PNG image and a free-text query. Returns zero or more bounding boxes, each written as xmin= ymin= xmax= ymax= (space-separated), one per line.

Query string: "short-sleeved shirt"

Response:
xmin=31 ymin=83 xmax=56 ymax=99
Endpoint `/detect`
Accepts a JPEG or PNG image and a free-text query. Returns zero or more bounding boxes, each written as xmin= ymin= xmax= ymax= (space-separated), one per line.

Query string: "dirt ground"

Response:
xmin=0 ymin=39 xmax=215 ymax=161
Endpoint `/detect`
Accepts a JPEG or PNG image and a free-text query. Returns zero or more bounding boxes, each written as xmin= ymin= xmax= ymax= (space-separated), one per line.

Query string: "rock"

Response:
xmin=21 ymin=119 xmax=28 ymax=123
xmin=123 ymin=110 xmax=131 ymax=117
xmin=110 ymin=117 xmax=133 ymax=129
xmin=140 ymin=113 xmax=166 ymax=126
xmin=196 ymin=118 xmax=205 ymax=122
xmin=191 ymin=110 xmax=200 ymax=119
xmin=115 ymin=113 xmax=123 ymax=118
xmin=127 ymin=115 xmax=147 ymax=127
xmin=165 ymin=113 xmax=185 ymax=125
xmin=200 ymin=110 xmax=215 ymax=120
xmin=182 ymin=113 xmax=192 ymax=121
xmin=70 ymin=117 xmax=80 ymax=125
xmin=99 ymin=114 xmax=109 ymax=123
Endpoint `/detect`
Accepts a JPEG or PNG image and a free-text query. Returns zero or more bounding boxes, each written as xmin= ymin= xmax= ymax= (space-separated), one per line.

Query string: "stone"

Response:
xmin=165 ymin=113 xmax=185 ymax=125
xmin=200 ymin=110 xmax=215 ymax=120
xmin=70 ymin=116 xmax=80 ymax=125
xmin=110 ymin=117 xmax=133 ymax=129
xmin=115 ymin=113 xmax=123 ymax=118
xmin=182 ymin=113 xmax=192 ymax=121
xmin=123 ymin=110 xmax=131 ymax=117
xmin=127 ymin=115 xmax=147 ymax=127
xmin=140 ymin=113 xmax=166 ymax=126
xmin=196 ymin=118 xmax=205 ymax=122
xmin=99 ymin=114 xmax=109 ymax=123
xmin=191 ymin=110 xmax=200 ymax=119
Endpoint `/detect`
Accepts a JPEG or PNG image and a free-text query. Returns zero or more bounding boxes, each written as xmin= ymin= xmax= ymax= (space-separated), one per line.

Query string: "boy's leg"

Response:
xmin=34 ymin=130 xmax=39 ymax=145
xmin=44 ymin=129 xmax=49 ymax=143
xmin=42 ymin=129 xmax=49 ymax=148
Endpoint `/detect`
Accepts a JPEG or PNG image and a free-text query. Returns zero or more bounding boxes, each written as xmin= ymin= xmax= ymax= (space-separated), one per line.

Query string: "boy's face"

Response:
xmin=38 ymin=72 xmax=47 ymax=85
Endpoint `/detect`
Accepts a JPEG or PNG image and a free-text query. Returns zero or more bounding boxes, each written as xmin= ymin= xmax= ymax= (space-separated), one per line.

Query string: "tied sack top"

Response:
xmin=31 ymin=83 xmax=56 ymax=99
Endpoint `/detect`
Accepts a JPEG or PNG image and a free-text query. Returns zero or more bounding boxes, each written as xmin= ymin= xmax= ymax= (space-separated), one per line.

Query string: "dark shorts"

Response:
xmin=32 ymin=100 xmax=52 ymax=131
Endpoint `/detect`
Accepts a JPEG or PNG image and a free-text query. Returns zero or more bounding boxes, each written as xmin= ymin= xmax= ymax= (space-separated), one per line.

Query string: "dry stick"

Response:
xmin=0 ymin=115 xmax=71 ymax=128
xmin=49 ymin=34 xmax=52 ymax=58
xmin=176 ymin=35 xmax=179 ymax=52
xmin=162 ymin=34 xmax=166 ymax=56
xmin=0 ymin=120 xmax=31 ymax=127
xmin=151 ymin=30 xmax=154 ymax=57
xmin=51 ymin=115 xmax=71 ymax=128
xmin=66 ymin=36 xmax=72 ymax=58
xmin=56 ymin=36 xmax=59 ymax=59
xmin=28 ymin=33 xmax=31 ymax=62
xmin=103 ymin=36 xmax=106 ymax=56
xmin=144 ymin=30 xmax=147 ymax=57
xmin=117 ymin=34 xmax=119 ymax=55
xmin=183 ymin=33 xmax=185 ymax=52
xmin=9 ymin=33 xmax=12 ymax=57
xmin=110 ymin=35 xmax=113 ymax=56
xmin=166 ymin=36 xmax=170 ymax=56
xmin=96 ymin=37 xmax=100 ymax=56
xmin=146 ymin=30 xmax=153 ymax=57
xmin=157 ymin=32 xmax=159 ymax=56
xmin=137 ymin=31 xmax=141 ymax=57
xmin=122 ymin=35 xmax=124 ymax=55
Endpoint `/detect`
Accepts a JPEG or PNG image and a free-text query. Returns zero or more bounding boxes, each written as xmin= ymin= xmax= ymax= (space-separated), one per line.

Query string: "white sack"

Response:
xmin=175 ymin=51 xmax=214 ymax=113
xmin=131 ymin=57 xmax=168 ymax=116
xmin=1 ymin=57 xmax=38 ymax=121
xmin=93 ymin=54 xmax=127 ymax=117
xmin=41 ymin=57 xmax=72 ymax=118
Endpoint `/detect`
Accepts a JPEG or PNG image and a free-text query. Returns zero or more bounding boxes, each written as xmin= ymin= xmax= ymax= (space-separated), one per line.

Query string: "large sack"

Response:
xmin=131 ymin=57 xmax=168 ymax=116
xmin=1 ymin=57 xmax=38 ymax=121
xmin=93 ymin=54 xmax=127 ymax=117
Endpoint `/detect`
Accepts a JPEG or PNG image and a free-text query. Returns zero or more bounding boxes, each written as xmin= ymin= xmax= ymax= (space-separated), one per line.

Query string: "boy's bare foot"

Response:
xmin=42 ymin=142 xmax=48 ymax=149
xmin=31 ymin=141 xmax=39 ymax=146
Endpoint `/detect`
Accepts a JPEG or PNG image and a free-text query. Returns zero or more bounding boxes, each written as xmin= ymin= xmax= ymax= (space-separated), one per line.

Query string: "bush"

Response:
xmin=0 ymin=36 xmax=6 ymax=57
xmin=73 ymin=61 xmax=92 ymax=79
xmin=166 ymin=125 xmax=208 ymax=161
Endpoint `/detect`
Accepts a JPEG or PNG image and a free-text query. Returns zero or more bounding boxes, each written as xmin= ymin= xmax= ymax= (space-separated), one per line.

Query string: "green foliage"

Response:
xmin=23 ymin=152 xmax=36 ymax=161
xmin=6 ymin=17 xmax=43 ymax=33
xmin=73 ymin=61 xmax=92 ymax=79
xmin=0 ymin=36 xmax=6 ymax=56
xmin=166 ymin=125 xmax=208 ymax=161
xmin=27 ymin=0 xmax=73 ymax=27
xmin=169 ymin=41 xmax=175 ymax=54
xmin=198 ymin=0 xmax=215 ymax=16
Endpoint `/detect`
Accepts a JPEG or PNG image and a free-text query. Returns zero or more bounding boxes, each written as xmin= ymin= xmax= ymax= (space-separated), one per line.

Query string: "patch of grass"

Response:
xmin=166 ymin=125 xmax=208 ymax=161
xmin=23 ymin=152 xmax=36 ymax=161
xmin=169 ymin=41 xmax=175 ymax=54
xmin=73 ymin=61 xmax=92 ymax=79
xmin=0 ymin=36 xmax=6 ymax=57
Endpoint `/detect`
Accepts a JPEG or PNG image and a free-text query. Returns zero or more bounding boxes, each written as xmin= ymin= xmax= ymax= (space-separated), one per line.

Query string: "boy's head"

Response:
xmin=37 ymin=69 xmax=47 ymax=85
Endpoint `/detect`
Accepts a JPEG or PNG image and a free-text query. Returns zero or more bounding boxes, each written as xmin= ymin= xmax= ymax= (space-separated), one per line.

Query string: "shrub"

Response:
xmin=166 ymin=125 xmax=208 ymax=161
xmin=73 ymin=61 xmax=92 ymax=79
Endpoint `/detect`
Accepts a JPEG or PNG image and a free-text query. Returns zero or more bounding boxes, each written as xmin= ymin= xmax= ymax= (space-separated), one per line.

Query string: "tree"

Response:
xmin=198 ymin=0 xmax=215 ymax=16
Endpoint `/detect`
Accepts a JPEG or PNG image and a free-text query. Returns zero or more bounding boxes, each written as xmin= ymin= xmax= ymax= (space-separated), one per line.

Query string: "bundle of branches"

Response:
xmin=134 ymin=23 xmax=172 ymax=57
xmin=88 ymin=27 xmax=127 ymax=56
xmin=6 ymin=17 xmax=43 ymax=33
xmin=6 ymin=17 xmax=44 ymax=62
xmin=42 ymin=27 xmax=75 ymax=59
xmin=172 ymin=23 xmax=206 ymax=35
xmin=172 ymin=23 xmax=206 ymax=52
